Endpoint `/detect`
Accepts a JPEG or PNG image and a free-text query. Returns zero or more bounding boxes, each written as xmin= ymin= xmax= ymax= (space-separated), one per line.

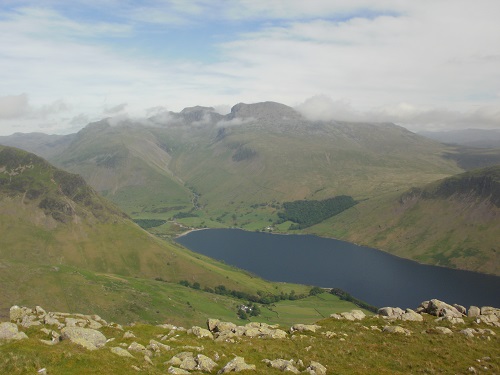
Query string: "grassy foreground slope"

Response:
xmin=0 ymin=145 xmax=362 ymax=324
xmin=306 ymin=166 xmax=500 ymax=275
xmin=1 ymin=306 xmax=498 ymax=374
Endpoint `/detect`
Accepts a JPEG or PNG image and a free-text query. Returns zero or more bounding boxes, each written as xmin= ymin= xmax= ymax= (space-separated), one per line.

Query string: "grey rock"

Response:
xmin=168 ymin=367 xmax=191 ymax=374
xmin=196 ymin=354 xmax=218 ymax=372
xmin=111 ymin=347 xmax=134 ymax=358
xmin=468 ymin=306 xmax=481 ymax=317
xmin=427 ymin=299 xmax=463 ymax=318
xmin=9 ymin=306 xmax=31 ymax=322
xmin=305 ymin=361 xmax=327 ymax=375
xmin=123 ymin=331 xmax=136 ymax=339
xmin=290 ymin=324 xmax=321 ymax=333
xmin=61 ymin=326 xmax=106 ymax=350
xmin=453 ymin=304 xmax=466 ymax=315
xmin=218 ymin=356 xmax=256 ymax=373
xmin=0 ymin=322 xmax=28 ymax=340
xmin=180 ymin=356 xmax=197 ymax=371
xmin=263 ymin=359 xmax=300 ymax=373
xmin=434 ymin=327 xmax=453 ymax=335
xmin=383 ymin=325 xmax=411 ymax=335
xmin=400 ymin=309 xmax=423 ymax=322
xmin=460 ymin=328 xmax=476 ymax=338
xmin=148 ymin=339 xmax=171 ymax=353
xmin=189 ymin=326 xmax=214 ymax=339
xmin=128 ymin=341 xmax=147 ymax=353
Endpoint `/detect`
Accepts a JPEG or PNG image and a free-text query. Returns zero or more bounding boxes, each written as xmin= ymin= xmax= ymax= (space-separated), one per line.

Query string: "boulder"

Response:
xmin=111 ymin=347 xmax=134 ymax=358
xmin=128 ymin=341 xmax=147 ymax=353
xmin=9 ymin=306 xmax=32 ymax=322
xmin=433 ymin=327 xmax=453 ymax=335
xmin=377 ymin=307 xmax=404 ymax=319
xmin=61 ymin=327 xmax=106 ymax=350
xmin=331 ymin=310 xmax=366 ymax=321
xmin=453 ymin=304 xmax=466 ymax=315
xmin=400 ymin=309 xmax=423 ymax=322
xmin=189 ymin=326 xmax=214 ymax=339
xmin=180 ymin=356 xmax=197 ymax=371
xmin=148 ymin=339 xmax=171 ymax=353
xmin=305 ymin=361 xmax=327 ymax=375
xmin=427 ymin=299 xmax=463 ymax=318
xmin=196 ymin=354 xmax=218 ymax=372
xmin=263 ymin=359 xmax=300 ymax=374
xmin=168 ymin=367 xmax=191 ymax=374
xmin=468 ymin=306 xmax=481 ymax=317
xmin=480 ymin=306 xmax=499 ymax=316
xmin=460 ymin=328 xmax=476 ymax=338
xmin=290 ymin=324 xmax=321 ymax=333
xmin=218 ymin=356 xmax=256 ymax=373
xmin=382 ymin=325 xmax=411 ymax=335
xmin=0 ymin=322 xmax=28 ymax=341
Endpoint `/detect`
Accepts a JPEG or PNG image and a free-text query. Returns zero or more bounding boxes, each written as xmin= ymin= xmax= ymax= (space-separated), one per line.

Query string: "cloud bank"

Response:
xmin=0 ymin=1 xmax=499 ymax=135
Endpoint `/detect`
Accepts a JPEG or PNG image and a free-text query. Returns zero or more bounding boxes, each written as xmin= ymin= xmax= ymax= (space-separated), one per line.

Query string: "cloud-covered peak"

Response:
xmin=228 ymin=101 xmax=301 ymax=121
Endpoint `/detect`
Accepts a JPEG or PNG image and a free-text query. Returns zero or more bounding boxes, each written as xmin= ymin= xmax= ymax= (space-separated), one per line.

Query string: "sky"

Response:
xmin=0 ymin=0 xmax=499 ymax=135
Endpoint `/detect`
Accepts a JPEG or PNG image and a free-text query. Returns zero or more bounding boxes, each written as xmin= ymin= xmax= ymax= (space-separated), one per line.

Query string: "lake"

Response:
xmin=176 ymin=228 xmax=500 ymax=309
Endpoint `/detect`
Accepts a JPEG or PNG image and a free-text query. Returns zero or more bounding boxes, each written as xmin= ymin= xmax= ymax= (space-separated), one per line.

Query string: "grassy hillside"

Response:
xmin=306 ymin=166 xmax=500 ymax=275
xmin=1 ymin=304 xmax=498 ymax=374
xmin=0 ymin=145 xmax=363 ymax=325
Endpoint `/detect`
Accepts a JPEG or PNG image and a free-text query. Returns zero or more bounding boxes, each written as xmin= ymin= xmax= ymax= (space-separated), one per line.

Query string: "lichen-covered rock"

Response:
xmin=128 ymin=341 xmax=147 ymax=353
xmin=218 ymin=356 xmax=255 ymax=373
xmin=400 ymin=308 xmax=423 ymax=322
xmin=168 ymin=366 xmax=191 ymax=374
xmin=468 ymin=306 xmax=481 ymax=317
xmin=290 ymin=324 xmax=321 ymax=333
xmin=434 ymin=327 xmax=453 ymax=335
xmin=9 ymin=306 xmax=32 ymax=322
xmin=148 ymin=339 xmax=171 ymax=354
xmin=189 ymin=326 xmax=214 ymax=339
xmin=305 ymin=361 xmax=327 ymax=375
xmin=427 ymin=299 xmax=463 ymax=318
xmin=196 ymin=354 xmax=218 ymax=372
xmin=460 ymin=328 xmax=476 ymax=338
xmin=382 ymin=325 xmax=411 ymax=335
xmin=111 ymin=347 xmax=134 ymax=358
xmin=180 ymin=356 xmax=197 ymax=371
xmin=263 ymin=359 xmax=300 ymax=373
xmin=0 ymin=322 xmax=28 ymax=340
xmin=61 ymin=326 xmax=106 ymax=350
xmin=123 ymin=331 xmax=136 ymax=339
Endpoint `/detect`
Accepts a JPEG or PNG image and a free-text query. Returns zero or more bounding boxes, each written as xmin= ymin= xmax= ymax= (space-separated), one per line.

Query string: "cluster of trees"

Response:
xmin=278 ymin=195 xmax=357 ymax=229
xmin=173 ymin=211 xmax=198 ymax=219
xmin=133 ymin=219 xmax=167 ymax=229
xmin=330 ymin=288 xmax=378 ymax=313
xmin=178 ymin=280 xmax=323 ymax=306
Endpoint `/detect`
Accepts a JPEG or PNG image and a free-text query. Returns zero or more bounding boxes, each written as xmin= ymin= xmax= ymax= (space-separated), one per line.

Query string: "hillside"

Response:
xmin=307 ymin=166 xmax=500 ymax=275
xmin=0 ymin=145 xmax=361 ymax=325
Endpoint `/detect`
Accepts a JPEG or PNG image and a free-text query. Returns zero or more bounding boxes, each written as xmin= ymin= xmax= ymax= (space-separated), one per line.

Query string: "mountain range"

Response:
xmin=1 ymin=101 xmax=499 ymax=276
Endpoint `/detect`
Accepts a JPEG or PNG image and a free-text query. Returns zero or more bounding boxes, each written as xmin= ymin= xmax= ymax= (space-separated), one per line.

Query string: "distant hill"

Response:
xmin=0 ymin=102 xmax=462 ymax=224
xmin=309 ymin=166 xmax=500 ymax=275
xmin=0 ymin=145 xmax=326 ymax=324
xmin=420 ymin=128 xmax=500 ymax=148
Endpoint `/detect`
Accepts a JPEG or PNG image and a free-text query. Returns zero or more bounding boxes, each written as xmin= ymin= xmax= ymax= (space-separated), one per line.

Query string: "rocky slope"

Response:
xmin=1 ymin=300 xmax=498 ymax=374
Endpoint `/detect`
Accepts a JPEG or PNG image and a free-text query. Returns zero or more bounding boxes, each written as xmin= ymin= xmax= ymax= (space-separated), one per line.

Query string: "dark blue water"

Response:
xmin=176 ymin=228 xmax=500 ymax=309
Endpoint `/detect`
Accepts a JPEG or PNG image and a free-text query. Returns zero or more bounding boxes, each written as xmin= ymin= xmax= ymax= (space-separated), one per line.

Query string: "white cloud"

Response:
xmin=0 ymin=94 xmax=30 ymax=119
xmin=0 ymin=1 xmax=499 ymax=135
